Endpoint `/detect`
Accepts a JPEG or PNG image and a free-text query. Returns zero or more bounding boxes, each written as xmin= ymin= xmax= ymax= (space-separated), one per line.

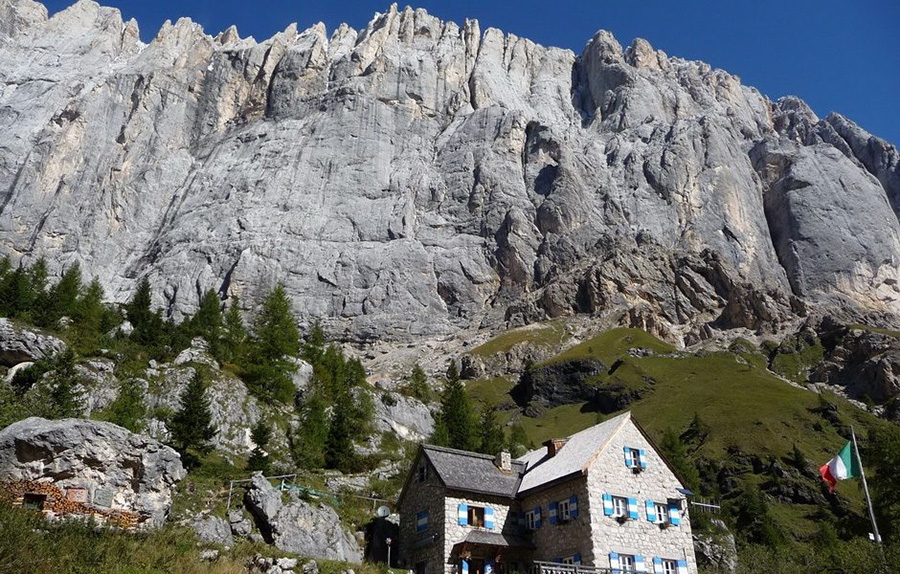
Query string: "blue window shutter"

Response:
xmin=602 ymin=493 xmax=614 ymax=516
xmin=485 ymin=560 xmax=494 ymax=574
xmin=645 ymin=500 xmax=656 ymax=522
xmin=653 ymin=557 xmax=664 ymax=574
xmin=609 ymin=552 xmax=621 ymax=574
xmin=484 ymin=506 xmax=495 ymax=530
xmin=635 ymin=556 xmax=646 ymax=573
xmin=628 ymin=497 xmax=639 ymax=519
xmin=676 ymin=560 xmax=688 ymax=574
xmin=549 ymin=501 xmax=558 ymax=525
xmin=458 ymin=504 xmax=468 ymax=526
xmin=569 ymin=494 xmax=578 ymax=518
xmin=461 ymin=559 xmax=469 ymax=574
xmin=638 ymin=449 xmax=647 ymax=469
xmin=573 ymin=553 xmax=582 ymax=565
xmin=623 ymin=446 xmax=633 ymax=467
xmin=535 ymin=506 xmax=542 ymax=529
xmin=669 ymin=502 xmax=681 ymax=526
xmin=416 ymin=510 xmax=428 ymax=532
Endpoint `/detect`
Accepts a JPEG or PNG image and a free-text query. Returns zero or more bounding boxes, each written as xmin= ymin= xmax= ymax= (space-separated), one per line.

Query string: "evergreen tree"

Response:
xmin=0 ymin=266 xmax=33 ymax=318
xmin=104 ymin=378 xmax=146 ymax=433
xmin=302 ymin=321 xmax=326 ymax=365
xmin=245 ymin=285 xmax=300 ymax=403
xmin=477 ymin=407 xmax=506 ymax=455
xmin=438 ymin=365 xmax=476 ymax=451
xmin=168 ymin=371 xmax=216 ymax=467
xmin=660 ymin=427 xmax=700 ymax=492
xmin=292 ymin=391 xmax=328 ymax=469
xmin=429 ymin=416 xmax=449 ymax=447
xmin=406 ymin=363 xmax=430 ymax=401
xmin=190 ymin=289 xmax=222 ymax=353
xmin=40 ymin=263 xmax=82 ymax=328
xmin=507 ymin=423 xmax=532 ymax=458
xmin=126 ymin=277 xmax=166 ymax=351
xmin=247 ymin=420 xmax=272 ymax=474
xmin=221 ymin=297 xmax=247 ymax=365
xmin=325 ymin=391 xmax=357 ymax=473
xmin=71 ymin=279 xmax=106 ymax=352
xmin=44 ymin=351 xmax=85 ymax=419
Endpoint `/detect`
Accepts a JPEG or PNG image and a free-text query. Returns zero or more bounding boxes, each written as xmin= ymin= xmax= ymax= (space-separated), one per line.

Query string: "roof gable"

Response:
xmin=422 ymin=444 xmax=525 ymax=498
xmin=516 ymin=412 xmax=631 ymax=493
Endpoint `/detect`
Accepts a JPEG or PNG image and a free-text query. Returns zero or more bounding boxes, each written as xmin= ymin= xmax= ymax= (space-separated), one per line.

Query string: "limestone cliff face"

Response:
xmin=1 ymin=0 xmax=898 ymax=342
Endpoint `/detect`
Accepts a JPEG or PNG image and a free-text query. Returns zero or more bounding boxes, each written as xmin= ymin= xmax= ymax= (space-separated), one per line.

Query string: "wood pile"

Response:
xmin=0 ymin=480 xmax=142 ymax=529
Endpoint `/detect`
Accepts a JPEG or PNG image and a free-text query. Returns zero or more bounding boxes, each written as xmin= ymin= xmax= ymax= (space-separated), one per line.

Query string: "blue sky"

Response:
xmin=44 ymin=1 xmax=899 ymax=145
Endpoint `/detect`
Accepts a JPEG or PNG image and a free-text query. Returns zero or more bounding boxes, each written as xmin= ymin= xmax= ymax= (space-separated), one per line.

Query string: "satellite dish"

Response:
xmin=376 ymin=505 xmax=391 ymax=518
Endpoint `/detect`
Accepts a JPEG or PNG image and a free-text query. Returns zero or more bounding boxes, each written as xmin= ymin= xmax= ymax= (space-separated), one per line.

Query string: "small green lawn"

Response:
xmin=470 ymin=320 xmax=569 ymax=357
xmin=544 ymin=328 xmax=676 ymax=366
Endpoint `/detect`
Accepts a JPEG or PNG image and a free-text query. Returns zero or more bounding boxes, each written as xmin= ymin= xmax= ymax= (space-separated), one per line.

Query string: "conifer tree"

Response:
xmin=40 ymin=263 xmax=82 ymax=328
xmin=660 ymin=427 xmax=700 ymax=491
xmin=44 ymin=350 xmax=85 ymax=419
xmin=71 ymin=279 xmax=106 ymax=352
xmin=407 ymin=363 xmax=430 ymax=401
xmin=105 ymin=378 xmax=146 ymax=433
xmin=191 ymin=289 xmax=223 ymax=356
xmin=169 ymin=371 xmax=217 ymax=467
xmin=292 ymin=391 xmax=328 ymax=469
xmin=477 ymin=407 xmax=506 ymax=455
xmin=126 ymin=277 xmax=166 ymax=350
xmin=0 ymin=266 xmax=33 ymax=318
xmin=245 ymin=284 xmax=300 ymax=402
xmin=302 ymin=321 xmax=326 ymax=365
xmin=221 ymin=296 xmax=247 ymax=365
xmin=438 ymin=361 xmax=476 ymax=451
xmin=325 ymin=390 xmax=357 ymax=473
xmin=247 ymin=420 xmax=272 ymax=474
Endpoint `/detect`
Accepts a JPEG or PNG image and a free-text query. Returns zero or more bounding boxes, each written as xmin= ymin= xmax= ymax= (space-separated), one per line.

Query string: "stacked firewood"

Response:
xmin=0 ymin=480 xmax=142 ymax=529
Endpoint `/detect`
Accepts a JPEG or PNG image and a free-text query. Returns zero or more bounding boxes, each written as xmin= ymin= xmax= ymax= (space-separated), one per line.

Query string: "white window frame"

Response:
xmin=662 ymin=559 xmax=677 ymax=574
xmin=626 ymin=448 xmax=640 ymax=468
xmin=558 ymin=499 xmax=571 ymax=522
xmin=612 ymin=496 xmax=628 ymax=518
xmin=618 ymin=554 xmax=636 ymax=572
xmin=525 ymin=510 xmax=537 ymax=530
xmin=655 ymin=503 xmax=669 ymax=525
xmin=561 ymin=557 xmax=575 ymax=565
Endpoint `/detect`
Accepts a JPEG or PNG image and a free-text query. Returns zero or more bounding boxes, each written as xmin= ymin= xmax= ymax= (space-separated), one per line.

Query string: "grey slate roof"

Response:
xmin=516 ymin=412 xmax=631 ymax=493
xmin=422 ymin=444 xmax=525 ymax=498
xmin=457 ymin=529 xmax=534 ymax=549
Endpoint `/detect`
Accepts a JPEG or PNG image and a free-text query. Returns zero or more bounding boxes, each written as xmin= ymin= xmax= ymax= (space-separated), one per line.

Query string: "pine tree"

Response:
xmin=477 ymin=407 xmax=505 ymax=455
xmin=168 ymin=371 xmax=217 ymax=467
xmin=190 ymin=289 xmax=223 ymax=356
xmin=71 ymin=279 xmax=106 ymax=352
xmin=245 ymin=284 xmax=300 ymax=403
xmin=126 ymin=277 xmax=166 ymax=350
xmin=247 ymin=420 xmax=272 ymax=474
xmin=302 ymin=321 xmax=326 ymax=365
xmin=439 ymin=363 xmax=476 ymax=451
xmin=406 ymin=363 xmax=430 ymax=401
xmin=0 ymin=266 xmax=33 ymax=318
xmin=292 ymin=391 xmax=328 ymax=469
xmin=44 ymin=350 xmax=85 ymax=419
xmin=41 ymin=263 xmax=82 ymax=328
xmin=325 ymin=391 xmax=357 ymax=473
xmin=105 ymin=378 xmax=146 ymax=432
xmin=660 ymin=427 xmax=700 ymax=491
xmin=221 ymin=297 xmax=247 ymax=365
xmin=507 ymin=423 xmax=532 ymax=458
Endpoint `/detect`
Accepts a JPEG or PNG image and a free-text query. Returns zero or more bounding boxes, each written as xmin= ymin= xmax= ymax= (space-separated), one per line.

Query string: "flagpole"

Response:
xmin=851 ymin=425 xmax=881 ymax=544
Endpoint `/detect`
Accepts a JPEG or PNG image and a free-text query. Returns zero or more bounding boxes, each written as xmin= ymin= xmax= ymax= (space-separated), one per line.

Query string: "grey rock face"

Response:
xmin=244 ymin=472 xmax=362 ymax=562
xmin=192 ymin=514 xmax=234 ymax=547
xmin=693 ymin=519 xmax=737 ymax=574
xmin=0 ymin=318 xmax=66 ymax=366
xmin=0 ymin=417 xmax=185 ymax=526
xmin=372 ymin=391 xmax=434 ymax=441
xmin=0 ymin=2 xmax=898 ymax=344
xmin=811 ymin=326 xmax=900 ymax=402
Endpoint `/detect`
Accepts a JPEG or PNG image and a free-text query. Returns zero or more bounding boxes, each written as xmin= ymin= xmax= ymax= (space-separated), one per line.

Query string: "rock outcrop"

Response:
xmin=0 ymin=417 xmax=185 ymax=526
xmin=0 ymin=1 xmax=898 ymax=343
xmin=243 ymin=473 xmax=362 ymax=562
xmin=0 ymin=318 xmax=66 ymax=366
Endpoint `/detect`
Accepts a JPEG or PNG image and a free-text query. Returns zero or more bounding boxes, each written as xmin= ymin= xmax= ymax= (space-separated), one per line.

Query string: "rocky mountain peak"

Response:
xmin=0 ymin=2 xmax=898 ymax=344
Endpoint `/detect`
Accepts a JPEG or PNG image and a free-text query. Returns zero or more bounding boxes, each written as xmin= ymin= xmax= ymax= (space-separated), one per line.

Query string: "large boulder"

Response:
xmin=0 ymin=318 xmax=66 ymax=367
xmin=372 ymin=391 xmax=434 ymax=441
xmin=0 ymin=417 xmax=185 ymax=526
xmin=244 ymin=473 xmax=362 ymax=562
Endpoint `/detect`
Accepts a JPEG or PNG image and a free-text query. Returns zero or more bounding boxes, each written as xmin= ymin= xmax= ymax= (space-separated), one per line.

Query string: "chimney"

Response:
xmin=495 ymin=450 xmax=512 ymax=472
xmin=543 ymin=438 xmax=569 ymax=458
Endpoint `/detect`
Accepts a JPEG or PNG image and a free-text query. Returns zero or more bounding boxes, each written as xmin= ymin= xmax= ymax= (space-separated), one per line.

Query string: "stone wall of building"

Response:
xmin=399 ymin=456 xmax=447 ymax=574
xmin=443 ymin=490 xmax=524 ymax=574
xmin=520 ymin=475 xmax=594 ymax=566
xmin=585 ymin=422 xmax=697 ymax=573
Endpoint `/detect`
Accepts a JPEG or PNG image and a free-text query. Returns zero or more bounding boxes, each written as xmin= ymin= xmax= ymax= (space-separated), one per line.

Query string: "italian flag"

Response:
xmin=819 ymin=441 xmax=860 ymax=491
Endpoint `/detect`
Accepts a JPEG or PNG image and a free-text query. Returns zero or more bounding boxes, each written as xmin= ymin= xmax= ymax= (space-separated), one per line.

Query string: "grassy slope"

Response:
xmin=467 ymin=325 xmax=893 ymax=537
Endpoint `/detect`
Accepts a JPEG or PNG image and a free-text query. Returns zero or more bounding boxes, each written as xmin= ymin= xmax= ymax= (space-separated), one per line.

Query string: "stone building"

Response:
xmin=397 ymin=412 xmax=696 ymax=574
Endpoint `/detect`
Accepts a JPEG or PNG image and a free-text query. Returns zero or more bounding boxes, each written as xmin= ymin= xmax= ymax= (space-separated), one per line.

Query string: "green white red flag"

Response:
xmin=819 ymin=441 xmax=860 ymax=491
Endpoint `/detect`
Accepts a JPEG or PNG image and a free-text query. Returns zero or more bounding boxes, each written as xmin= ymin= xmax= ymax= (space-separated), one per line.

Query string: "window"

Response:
xmin=416 ymin=510 xmax=429 ymax=532
xmin=558 ymin=499 xmax=570 ymax=521
xmin=618 ymin=555 xmax=636 ymax=572
xmin=415 ymin=562 xmax=427 ymax=574
xmin=468 ymin=506 xmax=485 ymax=527
xmin=612 ymin=496 xmax=627 ymax=517
xmin=560 ymin=554 xmax=582 ymax=566
xmin=623 ymin=446 xmax=647 ymax=470
xmin=662 ymin=559 xmax=677 ymax=574
xmin=525 ymin=510 xmax=538 ymax=530
xmin=655 ymin=503 xmax=669 ymax=524
xmin=415 ymin=463 xmax=428 ymax=483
